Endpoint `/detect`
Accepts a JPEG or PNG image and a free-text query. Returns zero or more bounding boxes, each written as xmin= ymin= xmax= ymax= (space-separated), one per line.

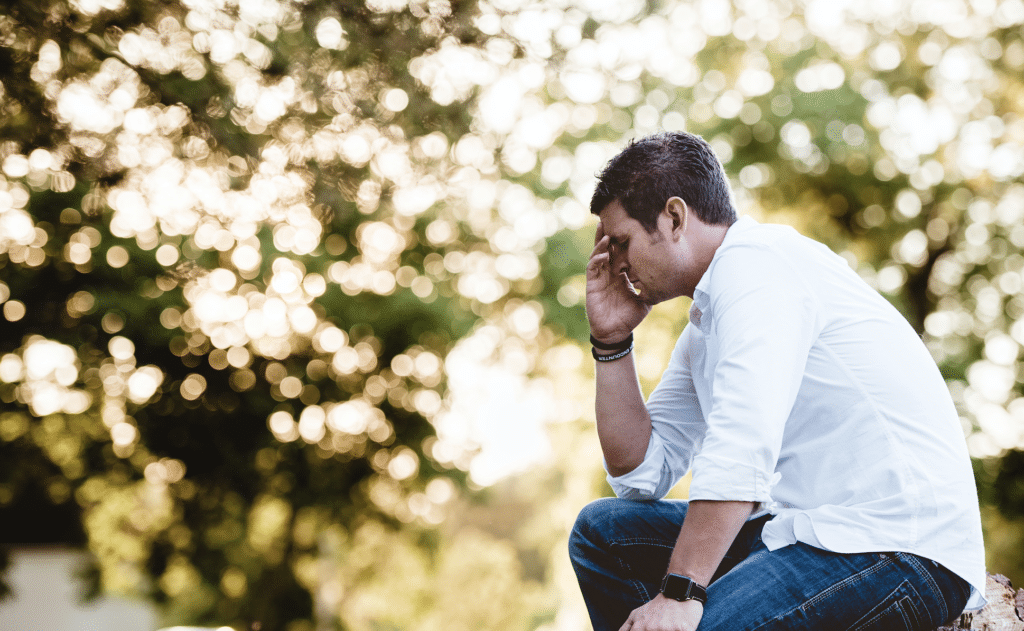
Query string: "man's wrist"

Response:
xmin=648 ymin=593 xmax=705 ymax=631
xmin=592 ymin=343 xmax=633 ymax=362
xmin=590 ymin=332 xmax=633 ymax=350
xmin=590 ymin=332 xmax=634 ymax=362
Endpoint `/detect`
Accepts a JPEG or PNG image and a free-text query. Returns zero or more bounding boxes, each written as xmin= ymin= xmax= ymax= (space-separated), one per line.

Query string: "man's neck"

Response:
xmin=682 ymin=221 xmax=731 ymax=298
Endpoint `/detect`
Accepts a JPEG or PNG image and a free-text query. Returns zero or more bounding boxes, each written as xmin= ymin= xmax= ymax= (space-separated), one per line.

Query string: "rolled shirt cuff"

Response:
xmin=688 ymin=453 xmax=775 ymax=503
xmin=605 ymin=433 xmax=672 ymax=500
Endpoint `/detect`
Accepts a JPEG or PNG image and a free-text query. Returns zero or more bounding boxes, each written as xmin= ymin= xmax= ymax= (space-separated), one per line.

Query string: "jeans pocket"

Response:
xmin=850 ymin=581 xmax=922 ymax=631
xmin=610 ymin=539 xmax=675 ymax=582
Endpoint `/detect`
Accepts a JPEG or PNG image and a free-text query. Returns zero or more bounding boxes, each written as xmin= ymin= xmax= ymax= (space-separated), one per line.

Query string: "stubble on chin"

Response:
xmin=636 ymin=286 xmax=662 ymax=306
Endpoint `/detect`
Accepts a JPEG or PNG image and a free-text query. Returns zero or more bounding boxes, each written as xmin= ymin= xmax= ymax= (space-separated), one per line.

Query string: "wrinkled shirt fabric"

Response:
xmin=607 ymin=216 xmax=987 ymax=609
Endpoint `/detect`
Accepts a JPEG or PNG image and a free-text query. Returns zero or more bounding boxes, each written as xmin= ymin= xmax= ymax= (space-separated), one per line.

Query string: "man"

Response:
xmin=569 ymin=131 xmax=986 ymax=631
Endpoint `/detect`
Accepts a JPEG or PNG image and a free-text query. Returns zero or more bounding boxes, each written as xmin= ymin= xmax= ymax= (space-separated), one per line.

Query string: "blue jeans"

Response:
xmin=568 ymin=498 xmax=970 ymax=631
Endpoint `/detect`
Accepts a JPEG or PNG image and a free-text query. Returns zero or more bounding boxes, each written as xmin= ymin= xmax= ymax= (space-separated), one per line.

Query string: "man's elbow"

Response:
xmin=599 ymin=424 xmax=652 ymax=478
xmin=605 ymin=449 xmax=645 ymax=478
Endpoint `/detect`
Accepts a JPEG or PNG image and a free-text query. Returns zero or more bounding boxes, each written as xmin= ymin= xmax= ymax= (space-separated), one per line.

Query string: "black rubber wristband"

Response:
xmin=590 ymin=332 xmax=633 ymax=351
xmin=592 ymin=344 xmax=633 ymax=362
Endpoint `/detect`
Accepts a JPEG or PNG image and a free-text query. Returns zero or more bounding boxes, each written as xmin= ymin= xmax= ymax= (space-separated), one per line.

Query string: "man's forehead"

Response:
xmin=599 ymin=200 xmax=637 ymax=236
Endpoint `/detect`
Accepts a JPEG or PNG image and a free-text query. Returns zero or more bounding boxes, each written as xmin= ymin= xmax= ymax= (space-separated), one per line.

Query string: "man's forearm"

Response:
xmin=595 ymin=351 xmax=653 ymax=477
xmin=666 ymin=499 xmax=757 ymax=586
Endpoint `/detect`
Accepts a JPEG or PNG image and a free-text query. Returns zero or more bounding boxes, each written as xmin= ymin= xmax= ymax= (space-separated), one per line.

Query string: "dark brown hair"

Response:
xmin=591 ymin=131 xmax=737 ymax=231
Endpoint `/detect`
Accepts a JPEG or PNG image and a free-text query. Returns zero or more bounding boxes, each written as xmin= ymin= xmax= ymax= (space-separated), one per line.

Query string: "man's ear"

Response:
xmin=663 ymin=197 xmax=689 ymax=238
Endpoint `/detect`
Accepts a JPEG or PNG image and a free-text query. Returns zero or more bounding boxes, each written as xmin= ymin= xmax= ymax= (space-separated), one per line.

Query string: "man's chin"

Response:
xmin=637 ymin=289 xmax=681 ymax=306
xmin=630 ymin=281 xmax=669 ymax=305
xmin=636 ymin=291 xmax=659 ymax=306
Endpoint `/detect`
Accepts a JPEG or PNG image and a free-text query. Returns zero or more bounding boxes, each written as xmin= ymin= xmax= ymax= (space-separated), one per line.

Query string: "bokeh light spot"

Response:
xmin=4 ymin=301 xmax=26 ymax=322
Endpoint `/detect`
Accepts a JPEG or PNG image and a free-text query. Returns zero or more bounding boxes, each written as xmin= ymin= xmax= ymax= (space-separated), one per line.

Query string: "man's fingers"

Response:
xmin=618 ymin=610 xmax=636 ymax=631
xmin=594 ymin=221 xmax=605 ymax=246
xmin=588 ymin=234 xmax=611 ymax=278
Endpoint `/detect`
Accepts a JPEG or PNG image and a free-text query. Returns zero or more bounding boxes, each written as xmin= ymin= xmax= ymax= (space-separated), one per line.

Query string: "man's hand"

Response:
xmin=587 ymin=222 xmax=651 ymax=343
xmin=619 ymin=594 xmax=703 ymax=631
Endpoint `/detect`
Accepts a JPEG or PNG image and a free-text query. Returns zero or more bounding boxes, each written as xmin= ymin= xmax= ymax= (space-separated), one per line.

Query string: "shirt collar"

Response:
xmin=689 ymin=215 xmax=758 ymax=333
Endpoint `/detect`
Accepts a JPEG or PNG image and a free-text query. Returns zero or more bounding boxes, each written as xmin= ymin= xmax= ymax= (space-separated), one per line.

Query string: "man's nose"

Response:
xmin=611 ymin=250 xmax=628 ymax=274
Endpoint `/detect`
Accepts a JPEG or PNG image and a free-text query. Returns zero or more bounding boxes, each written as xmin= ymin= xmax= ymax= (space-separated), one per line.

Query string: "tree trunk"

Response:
xmin=937 ymin=574 xmax=1024 ymax=631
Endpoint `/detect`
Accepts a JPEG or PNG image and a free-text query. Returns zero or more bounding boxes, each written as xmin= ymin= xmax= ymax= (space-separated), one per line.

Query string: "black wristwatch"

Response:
xmin=660 ymin=573 xmax=708 ymax=604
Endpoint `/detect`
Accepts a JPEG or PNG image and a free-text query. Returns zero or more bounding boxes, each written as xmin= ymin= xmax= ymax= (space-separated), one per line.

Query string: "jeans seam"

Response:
xmin=901 ymin=553 xmax=946 ymax=624
xmin=746 ymin=557 xmax=895 ymax=631
xmin=614 ymin=555 xmax=652 ymax=603
xmin=851 ymin=594 xmax=914 ymax=631
xmin=902 ymin=594 xmax=922 ymax=630
xmin=610 ymin=540 xmax=674 ymax=604
xmin=612 ymin=537 xmax=678 ymax=546
xmin=797 ymin=554 xmax=893 ymax=613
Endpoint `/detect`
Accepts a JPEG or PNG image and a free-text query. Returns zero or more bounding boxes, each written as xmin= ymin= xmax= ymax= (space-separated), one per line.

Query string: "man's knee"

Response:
xmin=573 ymin=497 xmax=620 ymax=531
xmin=570 ymin=497 xmax=649 ymax=564
xmin=570 ymin=497 xmax=685 ymax=555
xmin=573 ymin=496 xmax=653 ymax=541
xmin=569 ymin=497 xmax=619 ymax=556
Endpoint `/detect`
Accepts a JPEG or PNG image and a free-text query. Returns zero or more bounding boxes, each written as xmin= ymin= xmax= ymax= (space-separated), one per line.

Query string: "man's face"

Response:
xmin=599 ymin=200 xmax=687 ymax=304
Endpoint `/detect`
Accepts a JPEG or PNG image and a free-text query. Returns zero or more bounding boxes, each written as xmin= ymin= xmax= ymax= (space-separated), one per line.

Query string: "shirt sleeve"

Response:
xmin=688 ymin=243 xmax=823 ymax=503
xmin=606 ymin=326 xmax=707 ymax=500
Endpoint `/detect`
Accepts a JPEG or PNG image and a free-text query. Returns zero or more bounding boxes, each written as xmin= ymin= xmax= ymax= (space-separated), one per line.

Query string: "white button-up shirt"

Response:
xmin=608 ymin=216 xmax=987 ymax=609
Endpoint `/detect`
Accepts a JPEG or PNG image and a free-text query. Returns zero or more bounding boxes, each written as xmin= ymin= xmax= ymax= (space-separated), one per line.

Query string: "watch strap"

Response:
xmin=660 ymin=573 xmax=708 ymax=604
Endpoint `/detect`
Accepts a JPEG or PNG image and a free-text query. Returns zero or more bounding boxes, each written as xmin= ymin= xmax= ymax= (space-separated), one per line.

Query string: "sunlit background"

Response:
xmin=2 ymin=0 xmax=1024 ymax=629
